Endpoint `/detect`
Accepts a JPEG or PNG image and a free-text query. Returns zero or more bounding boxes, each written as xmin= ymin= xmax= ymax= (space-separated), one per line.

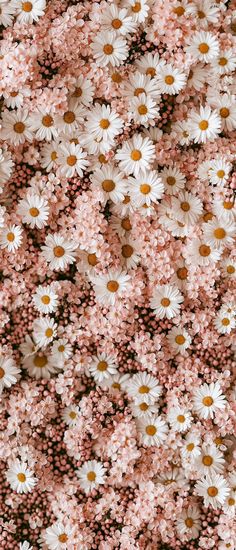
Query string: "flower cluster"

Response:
xmin=0 ymin=0 xmax=235 ymax=549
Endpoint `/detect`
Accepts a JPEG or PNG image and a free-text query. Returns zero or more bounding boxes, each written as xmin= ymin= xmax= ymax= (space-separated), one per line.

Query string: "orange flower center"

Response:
xmin=220 ymin=107 xmax=229 ymax=118
xmin=146 ymin=67 xmax=156 ymax=77
xmin=140 ymin=183 xmax=151 ymax=195
xmin=186 ymin=443 xmax=194 ymax=451
xmin=165 ymin=75 xmax=174 ymax=85
xmin=161 ymin=297 xmax=170 ymax=307
xmin=207 ymin=486 xmax=218 ymax=497
xmin=17 ymin=473 xmax=26 ymax=482
xmin=214 ymin=228 xmax=226 ymax=239
xmin=97 ymin=361 xmax=108 ymax=372
xmin=139 ymin=385 xmax=150 ymax=394
xmin=63 ymin=111 xmax=75 ymax=124
xmin=14 ymin=122 xmax=25 ymax=134
xmin=185 ymin=517 xmax=194 ymax=528
xmin=132 ymin=2 xmax=141 ymax=13
xmin=173 ymin=6 xmax=185 ymax=16
xmin=103 ymin=44 xmax=113 ymax=55
xmin=177 ymin=267 xmax=188 ymax=280
xmin=218 ymin=57 xmax=227 ymax=66
xmin=139 ymin=402 xmax=149 ymax=411
xmin=67 ymin=155 xmax=77 ymax=166
xmin=181 ymin=201 xmax=190 ymax=212
xmin=87 ymin=471 xmax=96 ymax=482
xmin=100 ymin=118 xmax=110 ymax=129
xmin=58 ymin=534 xmax=68 ymax=543
xmin=166 ymin=176 xmax=176 ymax=186
xmin=45 ymin=328 xmax=53 ymax=338
xmin=145 ymin=425 xmax=156 ymax=436
xmin=134 ymin=87 xmax=145 ymax=97
xmin=0 ymin=367 xmax=5 ymax=379
xmin=112 ymin=18 xmax=122 ymax=29
xmin=33 ymin=355 xmax=47 ymax=368
xmin=177 ymin=415 xmax=185 ymax=423
xmin=41 ymin=295 xmax=50 ymax=304
xmin=122 ymin=244 xmax=133 ymax=258
xmin=102 ymin=179 xmax=115 ymax=192
xmin=7 ymin=232 xmax=15 ymax=242
xmin=53 ymin=246 xmax=65 ymax=257
xmin=107 ymin=280 xmax=119 ymax=293
xmin=227 ymin=265 xmax=235 ymax=274
xmin=29 ymin=207 xmax=39 ymax=218
xmin=198 ymin=43 xmax=209 ymax=54
xmin=199 ymin=120 xmax=209 ymax=130
xmin=121 ymin=217 xmax=132 ymax=231
xmin=202 ymin=396 xmax=213 ymax=407
xmin=202 ymin=455 xmax=213 ymax=466
xmin=199 ymin=244 xmax=211 ymax=257
xmin=223 ymin=201 xmax=233 ymax=210
xmin=42 ymin=115 xmax=53 ymax=127
xmin=22 ymin=2 xmax=32 ymax=12
xmin=88 ymin=253 xmax=98 ymax=266
xmin=222 ymin=318 xmax=230 ymax=326
xmin=131 ymin=149 xmax=142 ymax=161
xmin=175 ymin=335 xmax=186 ymax=345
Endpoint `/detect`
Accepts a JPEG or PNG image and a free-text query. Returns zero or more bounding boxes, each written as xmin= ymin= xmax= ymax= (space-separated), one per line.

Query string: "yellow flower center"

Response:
xmin=139 ymin=385 xmax=150 ymax=394
xmin=14 ymin=122 xmax=25 ymax=134
xmin=107 ymin=280 xmax=119 ymax=293
xmin=138 ymin=104 xmax=148 ymax=115
xmin=42 ymin=115 xmax=53 ymax=127
xmin=51 ymin=151 xmax=57 ymax=161
xmin=54 ymin=246 xmax=65 ymax=257
xmin=131 ymin=149 xmax=142 ymax=161
xmin=145 ymin=425 xmax=156 ymax=436
xmin=97 ymin=361 xmax=108 ymax=372
xmin=102 ymin=179 xmax=115 ymax=192
xmin=199 ymin=120 xmax=209 ymax=131
xmin=140 ymin=183 xmax=151 ymax=195
xmin=29 ymin=207 xmax=39 ymax=218
xmin=63 ymin=111 xmax=75 ymax=124
xmin=175 ymin=335 xmax=186 ymax=345
xmin=202 ymin=396 xmax=213 ymax=407
xmin=87 ymin=471 xmax=96 ymax=482
xmin=45 ymin=328 xmax=53 ymax=338
xmin=103 ymin=44 xmax=113 ymax=55
xmin=161 ymin=297 xmax=170 ymax=307
xmin=198 ymin=43 xmax=209 ymax=54
xmin=214 ymin=227 xmax=226 ymax=239
xmin=17 ymin=473 xmax=26 ymax=482
xmin=33 ymin=355 xmax=47 ymax=368
xmin=202 ymin=455 xmax=213 ymax=466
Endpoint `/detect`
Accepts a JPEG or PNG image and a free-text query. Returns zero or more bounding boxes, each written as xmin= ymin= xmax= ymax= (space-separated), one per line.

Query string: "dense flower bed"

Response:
xmin=0 ymin=0 xmax=235 ymax=548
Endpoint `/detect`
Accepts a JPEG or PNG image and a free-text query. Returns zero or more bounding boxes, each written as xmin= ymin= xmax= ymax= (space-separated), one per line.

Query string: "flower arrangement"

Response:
xmin=0 ymin=0 xmax=235 ymax=549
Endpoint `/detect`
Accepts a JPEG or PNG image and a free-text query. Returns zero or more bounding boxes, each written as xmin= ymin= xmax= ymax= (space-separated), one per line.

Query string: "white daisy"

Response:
xmin=0 ymin=109 xmax=32 ymax=145
xmin=195 ymin=444 xmax=225 ymax=476
xmin=214 ymin=310 xmax=235 ymax=334
xmin=156 ymin=64 xmax=187 ymax=95
xmin=171 ymin=261 xmax=189 ymax=290
xmin=43 ymin=522 xmax=73 ymax=549
xmin=23 ymin=352 xmax=56 ymax=379
xmin=101 ymin=4 xmax=137 ymax=35
xmin=104 ymin=372 xmax=131 ymax=393
xmin=136 ymin=414 xmax=168 ymax=446
xmin=55 ymin=99 xmax=85 ymax=136
xmin=127 ymin=372 xmax=162 ymax=404
xmin=90 ymin=164 xmax=127 ymax=204
xmin=209 ymin=93 xmax=236 ymax=132
xmin=208 ymin=158 xmax=231 ymax=186
xmin=89 ymin=352 xmax=118 ymax=383
xmin=0 ymin=0 xmax=16 ymax=26
xmin=28 ymin=109 xmax=58 ymax=141
xmin=158 ymin=467 xmax=188 ymax=490
xmin=4 ymin=86 xmax=31 ymax=109
xmin=172 ymin=119 xmax=191 ymax=146
xmin=17 ymin=192 xmax=49 ymax=229
xmin=11 ymin=0 xmax=46 ymax=23
xmin=203 ymin=218 xmax=236 ymax=249
xmin=0 ymin=224 xmax=23 ymax=252
xmin=186 ymin=31 xmax=219 ymax=62
xmin=223 ymin=491 xmax=236 ymax=515
xmin=0 ymin=147 xmax=14 ymax=185
xmin=176 ymin=506 xmax=201 ymax=540
xmin=129 ymin=169 xmax=164 ymax=207
xmin=192 ymin=381 xmax=226 ymax=419
xmin=40 ymin=142 xmax=60 ymax=172
xmin=90 ymin=269 xmax=130 ymax=306
xmin=160 ymin=212 xmax=190 ymax=238
xmin=188 ymin=105 xmax=221 ymax=143
xmin=211 ymin=49 xmax=236 ymax=75
xmin=57 ymin=142 xmax=89 ymax=178
xmin=171 ymin=191 xmax=203 ymax=225
xmin=86 ymin=103 xmax=123 ymax=151
xmin=122 ymin=71 xmax=160 ymax=101
xmin=150 ymin=284 xmax=183 ymax=319
xmin=110 ymin=213 xmax=133 ymax=237
xmin=41 ymin=233 xmax=77 ymax=271
xmin=32 ymin=285 xmax=58 ymax=314
xmin=195 ymin=474 xmax=230 ymax=509
xmin=115 ymin=134 xmax=155 ymax=177
xmin=167 ymin=327 xmax=192 ymax=354
xmin=185 ymin=238 xmax=222 ymax=266
xmin=130 ymin=92 xmax=160 ymax=126
xmin=181 ymin=434 xmax=201 ymax=460
xmin=221 ymin=258 xmax=236 ymax=278
xmin=189 ymin=0 xmax=219 ymax=27
xmin=120 ymin=236 xmax=140 ymax=268
xmin=33 ymin=317 xmax=57 ymax=348
xmin=187 ymin=63 xmax=207 ymax=91
xmin=71 ymin=75 xmax=95 ymax=106
xmin=62 ymin=404 xmax=80 ymax=426
xmin=126 ymin=0 xmax=150 ymax=23
xmin=51 ymin=339 xmax=73 ymax=364
xmin=76 ymin=460 xmax=106 ymax=494
xmin=160 ymin=166 xmax=186 ymax=195
xmin=168 ymin=406 xmax=192 ymax=433
xmin=0 ymin=355 xmax=20 ymax=394
xmin=131 ymin=401 xmax=159 ymax=418
xmin=6 ymin=460 xmax=37 ymax=494
xmin=91 ymin=31 xmax=128 ymax=67
xmin=135 ymin=52 xmax=163 ymax=78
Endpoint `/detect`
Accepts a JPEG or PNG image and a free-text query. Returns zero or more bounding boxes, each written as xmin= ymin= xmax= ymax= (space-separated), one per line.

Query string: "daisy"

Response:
xmin=186 ymin=31 xmax=219 ymax=62
xmin=23 ymin=352 xmax=56 ymax=379
xmin=172 ymin=119 xmax=191 ymax=146
xmin=28 ymin=108 xmax=58 ymax=141
xmin=56 ymin=99 xmax=85 ymax=136
xmin=51 ymin=339 xmax=73 ymax=364
xmin=33 ymin=317 xmax=57 ymax=348
xmin=135 ymin=52 xmax=163 ymax=78
xmin=211 ymin=49 xmax=236 ymax=75
xmin=90 ymin=164 xmax=127 ymax=204
xmin=11 ymin=0 xmax=46 ymax=23
xmin=195 ymin=444 xmax=225 ymax=476
xmin=203 ymin=218 xmax=236 ymax=250
xmin=0 ymin=109 xmax=32 ymax=145
xmin=167 ymin=327 xmax=192 ymax=354
xmin=104 ymin=372 xmax=131 ymax=393
xmin=208 ymin=158 xmax=231 ymax=186
xmin=160 ymin=213 xmax=190 ymax=238
xmin=0 ymin=224 xmax=23 ymax=252
xmin=176 ymin=506 xmax=201 ymax=540
xmin=192 ymin=381 xmax=226 ymax=419
xmin=223 ymin=492 xmax=236 ymax=515
xmin=190 ymin=0 xmax=219 ymax=27
xmin=76 ymin=249 xmax=101 ymax=274
xmin=158 ymin=468 xmax=188 ymax=490
xmin=221 ymin=258 xmax=236 ymax=278
xmin=40 ymin=142 xmax=60 ymax=172
xmin=209 ymin=93 xmax=236 ymax=132
xmin=130 ymin=93 xmax=160 ymax=126
xmin=0 ymin=355 xmax=20 ymax=394
xmin=156 ymin=64 xmax=187 ymax=95
xmin=136 ymin=414 xmax=168 ymax=446
xmin=214 ymin=310 xmax=235 ymax=334
xmin=6 ymin=460 xmax=37 ymax=494
xmin=101 ymin=4 xmax=137 ymax=35
xmin=86 ymin=104 xmax=123 ymax=149
xmin=195 ymin=474 xmax=230 ymax=509
xmin=110 ymin=213 xmax=133 ymax=237
xmin=4 ymin=86 xmax=31 ymax=110
xmin=0 ymin=148 xmax=14 ymax=185
xmin=171 ymin=191 xmax=203 ymax=225
xmin=122 ymin=71 xmax=160 ymax=101
xmin=71 ymin=75 xmax=95 ymax=106
xmin=181 ymin=434 xmax=201 ymax=460
xmin=41 ymin=233 xmax=77 ymax=271
xmin=160 ymin=166 xmax=186 ymax=195
xmin=129 ymin=169 xmax=164 ymax=207
xmin=168 ymin=406 xmax=192 ymax=433
xmin=115 ymin=134 xmax=155 ymax=177
xmin=150 ymin=284 xmax=183 ymax=319
xmin=120 ymin=236 xmax=140 ymax=268
xmin=172 ymin=261 xmax=189 ymax=290
xmin=89 ymin=352 xmax=118 ymax=383
xmin=62 ymin=404 xmax=80 ymax=427
xmin=90 ymin=269 xmax=130 ymax=306
xmin=57 ymin=142 xmax=89 ymax=178
xmin=0 ymin=0 xmax=16 ymax=26
xmin=127 ymin=372 xmax=162 ymax=404
xmin=187 ymin=63 xmax=207 ymax=91
xmin=126 ymin=0 xmax=150 ymax=23
xmin=188 ymin=105 xmax=221 ymax=143
xmin=32 ymin=285 xmax=58 ymax=314
xmin=91 ymin=31 xmax=128 ymax=67
xmin=131 ymin=401 xmax=159 ymax=418
xmin=76 ymin=460 xmax=106 ymax=494
xmin=17 ymin=192 xmax=49 ymax=229
xmin=185 ymin=238 xmax=222 ymax=266
xmin=43 ymin=522 xmax=74 ymax=549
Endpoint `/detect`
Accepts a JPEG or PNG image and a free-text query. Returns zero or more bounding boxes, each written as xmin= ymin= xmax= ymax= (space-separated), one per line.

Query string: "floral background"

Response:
xmin=0 ymin=0 xmax=235 ymax=549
